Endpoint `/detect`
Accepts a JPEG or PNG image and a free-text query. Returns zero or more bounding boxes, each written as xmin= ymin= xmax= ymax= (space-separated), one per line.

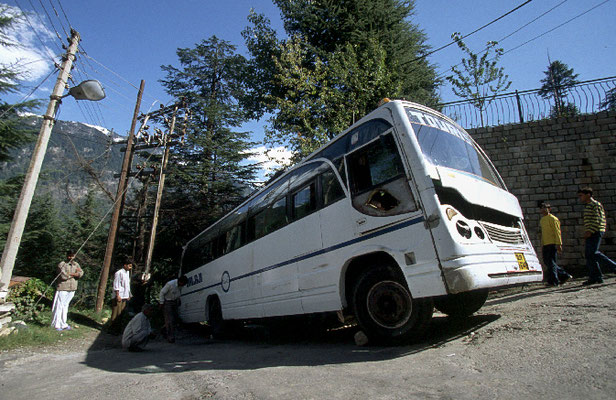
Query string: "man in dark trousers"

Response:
xmin=539 ymin=202 xmax=572 ymax=286
xmin=159 ymin=275 xmax=188 ymax=343
xmin=577 ymin=187 xmax=616 ymax=285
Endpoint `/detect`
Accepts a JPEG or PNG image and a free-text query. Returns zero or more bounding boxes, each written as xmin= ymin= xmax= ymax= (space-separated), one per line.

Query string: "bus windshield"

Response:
xmin=405 ymin=108 xmax=504 ymax=189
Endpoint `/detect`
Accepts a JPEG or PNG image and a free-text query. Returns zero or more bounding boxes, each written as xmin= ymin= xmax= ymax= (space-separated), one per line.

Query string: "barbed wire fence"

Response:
xmin=439 ymin=76 xmax=616 ymax=129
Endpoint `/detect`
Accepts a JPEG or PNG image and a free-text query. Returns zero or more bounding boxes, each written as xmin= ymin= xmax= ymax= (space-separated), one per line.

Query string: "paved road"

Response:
xmin=1 ymin=279 xmax=615 ymax=399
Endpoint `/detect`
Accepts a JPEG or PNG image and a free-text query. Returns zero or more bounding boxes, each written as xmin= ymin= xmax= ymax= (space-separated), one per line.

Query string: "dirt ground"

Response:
xmin=1 ymin=277 xmax=615 ymax=400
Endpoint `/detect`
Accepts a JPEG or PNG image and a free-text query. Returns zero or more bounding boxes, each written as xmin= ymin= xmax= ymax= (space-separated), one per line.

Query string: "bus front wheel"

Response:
xmin=434 ymin=289 xmax=489 ymax=318
xmin=352 ymin=268 xmax=433 ymax=345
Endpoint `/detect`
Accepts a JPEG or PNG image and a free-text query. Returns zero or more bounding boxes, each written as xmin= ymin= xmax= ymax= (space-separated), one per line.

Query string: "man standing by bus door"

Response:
xmin=577 ymin=187 xmax=616 ymax=285
xmin=539 ymin=203 xmax=572 ymax=286
xmin=159 ymin=275 xmax=188 ymax=343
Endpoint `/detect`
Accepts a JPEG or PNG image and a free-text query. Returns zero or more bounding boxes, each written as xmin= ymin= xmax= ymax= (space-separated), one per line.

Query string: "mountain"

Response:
xmin=0 ymin=116 xmax=125 ymax=211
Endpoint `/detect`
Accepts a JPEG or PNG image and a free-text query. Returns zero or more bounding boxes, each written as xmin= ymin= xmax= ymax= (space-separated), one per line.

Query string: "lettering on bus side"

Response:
xmin=186 ymin=272 xmax=203 ymax=287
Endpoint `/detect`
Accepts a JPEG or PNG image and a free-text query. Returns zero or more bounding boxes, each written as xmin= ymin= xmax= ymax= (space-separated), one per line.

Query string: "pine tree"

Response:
xmin=538 ymin=60 xmax=579 ymax=118
xmin=243 ymin=0 xmax=440 ymax=158
xmin=158 ymin=36 xmax=258 ymax=253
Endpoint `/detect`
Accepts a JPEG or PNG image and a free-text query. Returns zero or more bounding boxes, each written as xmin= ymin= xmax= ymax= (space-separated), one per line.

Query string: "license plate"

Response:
xmin=515 ymin=252 xmax=529 ymax=270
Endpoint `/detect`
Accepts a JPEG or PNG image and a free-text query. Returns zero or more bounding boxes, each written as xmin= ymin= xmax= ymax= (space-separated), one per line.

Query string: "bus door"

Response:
xmin=345 ymin=131 xmax=443 ymax=297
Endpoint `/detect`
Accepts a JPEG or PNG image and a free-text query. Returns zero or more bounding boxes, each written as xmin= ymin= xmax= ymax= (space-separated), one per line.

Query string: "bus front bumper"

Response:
xmin=440 ymin=250 xmax=543 ymax=294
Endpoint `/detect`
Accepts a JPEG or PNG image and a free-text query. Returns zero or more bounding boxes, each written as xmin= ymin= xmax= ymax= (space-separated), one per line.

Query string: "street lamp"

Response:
xmin=66 ymin=80 xmax=106 ymax=101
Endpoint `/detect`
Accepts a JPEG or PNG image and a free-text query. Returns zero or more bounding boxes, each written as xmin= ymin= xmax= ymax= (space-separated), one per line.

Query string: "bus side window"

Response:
xmin=201 ymin=240 xmax=213 ymax=265
xmin=321 ymin=169 xmax=345 ymax=206
xmin=292 ymin=182 xmax=316 ymax=220
xmin=346 ymin=133 xmax=418 ymax=216
xmin=226 ymin=224 xmax=243 ymax=254
xmin=212 ymin=234 xmax=226 ymax=259
xmin=253 ymin=197 xmax=288 ymax=239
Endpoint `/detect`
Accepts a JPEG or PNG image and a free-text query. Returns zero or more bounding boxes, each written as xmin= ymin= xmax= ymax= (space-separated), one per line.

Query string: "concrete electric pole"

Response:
xmin=0 ymin=30 xmax=81 ymax=301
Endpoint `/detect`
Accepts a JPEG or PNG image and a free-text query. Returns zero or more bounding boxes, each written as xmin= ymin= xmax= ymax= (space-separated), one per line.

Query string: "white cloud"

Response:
xmin=244 ymin=145 xmax=294 ymax=181
xmin=0 ymin=5 xmax=57 ymax=83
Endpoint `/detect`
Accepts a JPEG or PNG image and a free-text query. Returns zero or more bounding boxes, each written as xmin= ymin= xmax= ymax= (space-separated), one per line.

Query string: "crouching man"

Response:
xmin=122 ymin=304 xmax=155 ymax=352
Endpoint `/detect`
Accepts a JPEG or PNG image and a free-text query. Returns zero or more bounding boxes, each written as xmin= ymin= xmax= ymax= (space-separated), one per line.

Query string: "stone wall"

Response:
xmin=468 ymin=110 xmax=616 ymax=274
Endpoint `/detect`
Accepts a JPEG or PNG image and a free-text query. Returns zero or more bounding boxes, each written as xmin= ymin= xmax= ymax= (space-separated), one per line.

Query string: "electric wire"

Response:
xmin=435 ymin=0 xmax=569 ymax=81
xmin=51 ymin=0 xmax=72 ymax=30
xmin=45 ymin=0 xmax=70 ymax=36
xmin=32 ymin=0 xmax=65 ymax=43
xmin=501 ymin=0 xmax=611 ymax=57
xmin=0 ymin=67 xmax=55 ymax=119
xmin=402 ymin=0 xmax=533 ymax=67
xmin=14 ymin=0 xmax=62 ymax=62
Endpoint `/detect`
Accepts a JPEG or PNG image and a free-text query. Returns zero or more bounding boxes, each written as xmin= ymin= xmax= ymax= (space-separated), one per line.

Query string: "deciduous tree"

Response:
xmin=243 ymin=0 xmax=440 ymax=158
xmin=446 ymin=33 xmax=511 ymax=126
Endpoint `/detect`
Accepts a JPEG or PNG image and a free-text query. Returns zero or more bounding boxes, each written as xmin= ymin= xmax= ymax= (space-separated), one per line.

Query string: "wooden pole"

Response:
xmin=144 ymin=105 xmax=179 ymax=274
xmin=95 ymin=80 xmax=145 ymax=312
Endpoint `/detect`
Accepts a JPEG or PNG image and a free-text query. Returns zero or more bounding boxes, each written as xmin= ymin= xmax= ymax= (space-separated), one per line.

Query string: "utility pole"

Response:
xmin=95 ymin=80 xmax=145 ymax=312
xmin=0 ymin=30 xmax=81 ymax=301
xmin=144 ymin=105 xmax=178 ymax=274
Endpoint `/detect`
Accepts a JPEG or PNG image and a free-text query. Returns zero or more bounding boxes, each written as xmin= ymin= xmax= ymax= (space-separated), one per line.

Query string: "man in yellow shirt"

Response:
xmin=539 ymin=203 xmax=572 ymax=286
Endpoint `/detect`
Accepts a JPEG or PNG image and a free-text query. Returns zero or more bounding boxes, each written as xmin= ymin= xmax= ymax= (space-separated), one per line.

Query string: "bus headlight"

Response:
xmin=445 ymin=207 xmax=458 ymax=221
xmin=474 ymin=227 xmax=485 ymax=240
xmin=456 ymin=220 xmax=472 ymax=239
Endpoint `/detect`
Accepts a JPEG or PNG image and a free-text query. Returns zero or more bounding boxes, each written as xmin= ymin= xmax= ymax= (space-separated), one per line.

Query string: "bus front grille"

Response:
xmin=479 ymin=222 xmax=525 ymax=245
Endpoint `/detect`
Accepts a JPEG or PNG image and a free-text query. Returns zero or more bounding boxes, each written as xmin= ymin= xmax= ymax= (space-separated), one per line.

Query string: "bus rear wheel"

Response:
xmin=434 ymin=289 xmax=489 ymax=318
xmin=353 ymin=268 xmax=433 ymax=345
xmin=208 ymin=297 xmax=227 ymax=339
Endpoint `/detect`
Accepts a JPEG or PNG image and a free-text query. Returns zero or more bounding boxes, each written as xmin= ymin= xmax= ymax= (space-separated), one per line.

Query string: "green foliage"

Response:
xmin=243 ymin=0 xmax=440 ymax=159
xmin=549 ymin=102 xmax=579 ymax=119
xmin=7 ymin=278 xmax=48 ymax=321
xmin=538 ymin=60 xmax=579 ymax=117
xmin=600 ymin=88 xmax=616 ymax=111
xmin=0 ymin=308 xmax=100 ymax=350
xmin=446 ymin=33 xmax=512 ymax=126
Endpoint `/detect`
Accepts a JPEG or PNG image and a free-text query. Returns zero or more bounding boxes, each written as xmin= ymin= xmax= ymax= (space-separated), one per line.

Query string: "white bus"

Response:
xmin=179 ymin=99 xmax=542 ymax=344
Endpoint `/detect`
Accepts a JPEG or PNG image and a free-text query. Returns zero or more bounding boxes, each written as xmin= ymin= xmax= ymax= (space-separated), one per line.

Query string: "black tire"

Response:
xmin=353 ymin=268 xmax=433 ymax=345
xmin=434 ymin=289 xmax=489 ymax=318
xmin=208 ymin=297 xmax=227 ymax=339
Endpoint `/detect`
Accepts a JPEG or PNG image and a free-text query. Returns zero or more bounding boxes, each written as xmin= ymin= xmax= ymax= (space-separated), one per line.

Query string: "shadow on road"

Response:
xmin=83 ymin=312 xmax=500 ymax=374
xmin=486 ymin=279 xmax=616 ymax=307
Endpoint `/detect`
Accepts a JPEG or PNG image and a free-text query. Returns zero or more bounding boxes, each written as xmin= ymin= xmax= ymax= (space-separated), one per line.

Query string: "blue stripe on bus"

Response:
xmin=181 ymin=215 xmax=425 ymax=297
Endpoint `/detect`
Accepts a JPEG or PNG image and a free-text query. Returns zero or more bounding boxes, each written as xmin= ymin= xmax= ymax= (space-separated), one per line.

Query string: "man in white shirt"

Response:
xmin=110 ymin=258 xmax=132 ymax=328
xmin=122 ymin=304 xmax=155 ymax=352
xmin=159 ymin=275 xmax=188 ymax=343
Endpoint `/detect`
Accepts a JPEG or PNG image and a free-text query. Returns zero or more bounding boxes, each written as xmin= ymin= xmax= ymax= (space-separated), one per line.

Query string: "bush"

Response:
xmin=7 ymin=278 xmax=50 ymax=322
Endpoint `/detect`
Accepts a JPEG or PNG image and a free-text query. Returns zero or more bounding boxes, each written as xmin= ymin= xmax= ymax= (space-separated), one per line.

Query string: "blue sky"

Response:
xmin=2 ymin=0 xmax=615 ymax=149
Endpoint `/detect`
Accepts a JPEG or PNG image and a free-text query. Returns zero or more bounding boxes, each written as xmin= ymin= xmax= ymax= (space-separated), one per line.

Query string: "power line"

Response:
xmin=45 ymin=0 xmax=71 ymax=35
xmin=501 ymin=0 xmax=611 ymax=57
xmin=435 ymin=0 xmax=569 ymax=81
xmin=32 ymin=0 xmax=65 ymax=42
xmin=0 ymin=67 xmax=56 ymax=119
xmin=402 ymin=0 xmax=533 ymax=67
xmin=13 ymin=0 xmax=62 ymax=63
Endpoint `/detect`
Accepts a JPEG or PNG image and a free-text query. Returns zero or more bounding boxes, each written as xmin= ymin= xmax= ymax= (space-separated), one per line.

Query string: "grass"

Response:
xmin=0 ymin=308 xmax=110 ymax=351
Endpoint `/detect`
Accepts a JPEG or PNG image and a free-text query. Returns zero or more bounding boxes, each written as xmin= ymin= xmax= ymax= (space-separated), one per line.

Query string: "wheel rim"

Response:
xmin=366 ymin=280 xmax=413 ymax=329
